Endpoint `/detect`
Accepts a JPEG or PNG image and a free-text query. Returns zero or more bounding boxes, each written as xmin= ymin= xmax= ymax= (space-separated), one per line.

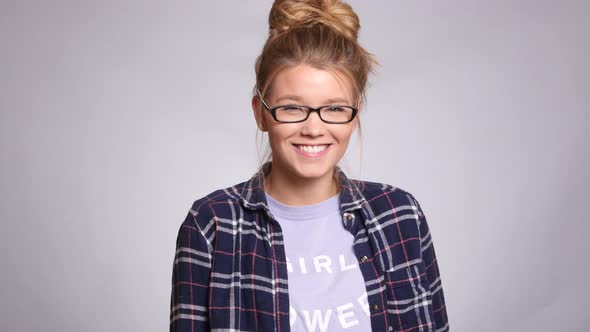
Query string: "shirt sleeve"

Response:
xmin=170 ymin=205 xmax=214 ymax=331
xmin=415 ymin=197 xmax=450 ymax=331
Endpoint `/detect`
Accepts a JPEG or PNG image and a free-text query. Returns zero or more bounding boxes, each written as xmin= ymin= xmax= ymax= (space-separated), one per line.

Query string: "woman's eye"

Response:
xmin=326 ymin=106 xmax=346 ymax=112
xmin=280 ymin=106 xmax=305 ymax=112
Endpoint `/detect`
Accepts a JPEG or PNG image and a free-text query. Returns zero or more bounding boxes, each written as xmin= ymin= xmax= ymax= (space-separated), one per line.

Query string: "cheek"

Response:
xmin=335 ymin=126 xmax=356 ymax=144
xmin=267 ymin=125 xmax=298 ymax=148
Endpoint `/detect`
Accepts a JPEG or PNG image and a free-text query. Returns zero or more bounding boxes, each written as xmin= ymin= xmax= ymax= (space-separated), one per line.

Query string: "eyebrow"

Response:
xmin=274 ymin=94 xmax=351 ymax=105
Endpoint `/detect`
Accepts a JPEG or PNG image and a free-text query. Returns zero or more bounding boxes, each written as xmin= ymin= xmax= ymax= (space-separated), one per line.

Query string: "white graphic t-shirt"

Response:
xmin=265 ymin=193 xmax=371 ymax=332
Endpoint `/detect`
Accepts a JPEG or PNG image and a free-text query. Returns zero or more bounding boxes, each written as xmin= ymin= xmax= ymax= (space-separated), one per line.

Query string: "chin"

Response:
xmin=290 ymin=162 xmax=335 ymax=180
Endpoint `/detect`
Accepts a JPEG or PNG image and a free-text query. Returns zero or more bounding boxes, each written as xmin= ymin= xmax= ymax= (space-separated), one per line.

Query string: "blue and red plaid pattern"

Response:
xmin=170 ymin=163 xmax=449 ymax=331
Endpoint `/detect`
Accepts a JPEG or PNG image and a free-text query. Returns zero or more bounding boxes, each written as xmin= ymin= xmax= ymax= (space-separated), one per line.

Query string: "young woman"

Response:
xmin=170 ymin=1 xmax=449 ymax=331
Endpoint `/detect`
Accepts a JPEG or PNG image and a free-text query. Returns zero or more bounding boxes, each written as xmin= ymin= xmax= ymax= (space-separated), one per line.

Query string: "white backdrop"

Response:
xmin=1 ymin=0 xmax=588 ymax=331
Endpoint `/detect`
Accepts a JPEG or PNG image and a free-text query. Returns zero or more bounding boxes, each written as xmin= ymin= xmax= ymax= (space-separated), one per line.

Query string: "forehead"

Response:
xmin=269 ymin=65 xmax=354 ymax=103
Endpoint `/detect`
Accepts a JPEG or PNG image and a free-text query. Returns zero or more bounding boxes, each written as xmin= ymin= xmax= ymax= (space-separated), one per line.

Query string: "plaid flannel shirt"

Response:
xmin=170 ymin=164 xmax=449 ymax=331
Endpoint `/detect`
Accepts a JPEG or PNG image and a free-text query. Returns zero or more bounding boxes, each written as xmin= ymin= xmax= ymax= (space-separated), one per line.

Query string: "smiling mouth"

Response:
xmin=293 ymin=144 xmax=331 ymax=153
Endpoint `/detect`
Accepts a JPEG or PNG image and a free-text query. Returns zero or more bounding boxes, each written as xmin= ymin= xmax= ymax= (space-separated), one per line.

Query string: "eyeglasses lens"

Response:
xmin=275 ymin=106 xmax=353 ymax=123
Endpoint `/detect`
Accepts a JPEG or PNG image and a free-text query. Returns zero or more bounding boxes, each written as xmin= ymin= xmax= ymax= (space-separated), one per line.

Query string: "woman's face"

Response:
xmin=253 ymin=64 xmax=359 ymax=182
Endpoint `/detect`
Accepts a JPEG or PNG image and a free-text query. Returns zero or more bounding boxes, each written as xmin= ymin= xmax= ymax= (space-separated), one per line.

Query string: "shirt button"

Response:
xmin=373 ymin=304 xmax=379 ymax=311
xmin=360 ymin=256 xmax=368 ymax=263
xmin=342 ymin=213 xmax=355 ymax=224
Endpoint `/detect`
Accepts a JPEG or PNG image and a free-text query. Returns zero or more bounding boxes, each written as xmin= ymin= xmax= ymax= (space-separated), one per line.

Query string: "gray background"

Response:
xmin=1 ymin=0 xmax=588 ymax=331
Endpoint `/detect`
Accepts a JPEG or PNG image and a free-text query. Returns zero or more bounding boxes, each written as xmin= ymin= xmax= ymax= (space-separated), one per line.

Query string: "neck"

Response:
xmin=264 ymin=163 xmax=339 ymax=206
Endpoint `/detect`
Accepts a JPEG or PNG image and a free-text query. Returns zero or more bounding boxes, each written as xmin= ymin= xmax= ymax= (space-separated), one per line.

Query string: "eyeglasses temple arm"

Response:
xmin=256 ymin=88 xmax=271 ymax=110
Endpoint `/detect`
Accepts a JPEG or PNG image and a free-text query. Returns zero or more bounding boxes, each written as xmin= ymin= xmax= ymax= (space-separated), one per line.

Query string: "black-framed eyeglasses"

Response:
xmin=257 ymin=89 xmax=358 ymax=124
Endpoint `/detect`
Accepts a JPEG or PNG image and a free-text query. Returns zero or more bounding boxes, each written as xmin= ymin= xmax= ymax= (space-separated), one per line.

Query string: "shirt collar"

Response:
xmin=238 ymin=162 xmax=367 ymax=214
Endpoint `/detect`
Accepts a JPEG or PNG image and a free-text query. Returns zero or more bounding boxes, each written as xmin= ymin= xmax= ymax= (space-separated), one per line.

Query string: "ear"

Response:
xmin=252 ymin=95 xmax=267 ymax=132
xmin=352 ymin=99 xmax=363 ymax=131
xmin=355 ymin=96 xmax=364 ymax=113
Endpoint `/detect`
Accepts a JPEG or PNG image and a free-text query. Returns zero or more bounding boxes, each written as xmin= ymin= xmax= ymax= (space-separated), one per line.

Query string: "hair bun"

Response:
xmin=269 ymin=0 xmax=360 ymax=40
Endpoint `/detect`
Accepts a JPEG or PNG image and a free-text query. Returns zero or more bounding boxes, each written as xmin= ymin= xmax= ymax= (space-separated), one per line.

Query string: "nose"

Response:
xmin=300 ymin=111 xmax=325 ymax=137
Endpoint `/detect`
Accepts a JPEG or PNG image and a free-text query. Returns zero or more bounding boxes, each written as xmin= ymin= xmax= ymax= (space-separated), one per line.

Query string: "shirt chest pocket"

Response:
xmin=383 ymin=261 xmax=434 ymax=331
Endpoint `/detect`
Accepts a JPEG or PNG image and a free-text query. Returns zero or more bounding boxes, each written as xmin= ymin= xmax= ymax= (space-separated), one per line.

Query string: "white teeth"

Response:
xmin=297 ymin=145 xmax=328 ymax=153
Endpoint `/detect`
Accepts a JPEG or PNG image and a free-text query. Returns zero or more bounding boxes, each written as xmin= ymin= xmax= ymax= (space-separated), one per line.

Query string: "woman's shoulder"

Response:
xmin=351 ymin=178 xmax=413 ymax=198
xmin=175 ymin=182 xmax=250 ymax=254
xmin=187 ymin=180 xmax=250 ymax=217
xmin=351 ymin=178 xmax=424 ymax=214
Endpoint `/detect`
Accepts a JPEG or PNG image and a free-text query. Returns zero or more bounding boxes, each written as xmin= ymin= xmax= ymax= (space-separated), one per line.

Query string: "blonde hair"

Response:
xmin=254 ymin=0 xmax=377 ymax=168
